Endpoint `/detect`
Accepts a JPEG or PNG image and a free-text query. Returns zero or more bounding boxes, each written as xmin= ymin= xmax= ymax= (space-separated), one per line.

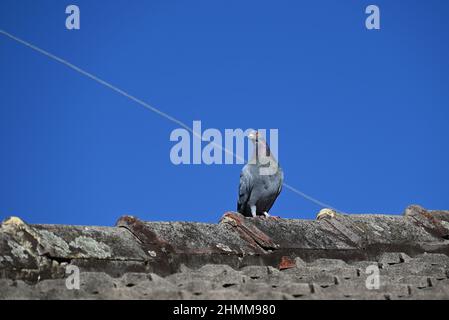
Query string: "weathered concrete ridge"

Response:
xmin=1 ymin=205 xmax=449 ymax=299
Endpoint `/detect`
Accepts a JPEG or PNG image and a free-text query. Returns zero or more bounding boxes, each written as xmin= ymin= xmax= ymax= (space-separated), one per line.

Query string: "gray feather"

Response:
xmin=237 ymin=139 xmax=283 ymax=217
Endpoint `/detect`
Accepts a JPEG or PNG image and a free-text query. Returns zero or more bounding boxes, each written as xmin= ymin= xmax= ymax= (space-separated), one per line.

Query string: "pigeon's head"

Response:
xmin=247 ymin=130 xmax=259 ymax=142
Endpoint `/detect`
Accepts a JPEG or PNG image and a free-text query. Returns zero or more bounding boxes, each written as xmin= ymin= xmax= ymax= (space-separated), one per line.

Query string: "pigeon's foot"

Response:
xmin=265 ymin=212 xmax=281 ymax=220
xmin=316 ymin=208 xmax=337 ymax=220
xmin=250 ymin=206 xmax=257 ymax=218
xmin=259 ymin=212 xmax=281 ymax=220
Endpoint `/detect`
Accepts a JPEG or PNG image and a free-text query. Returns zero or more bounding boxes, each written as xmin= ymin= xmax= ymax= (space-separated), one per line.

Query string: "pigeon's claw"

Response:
xmin=260 ymin=212 xmax=281 ymax=220
xmin=316 ymin=208 xmax=337 ymax=221
xmin=257 ymin=212 xmax=270 ymax=220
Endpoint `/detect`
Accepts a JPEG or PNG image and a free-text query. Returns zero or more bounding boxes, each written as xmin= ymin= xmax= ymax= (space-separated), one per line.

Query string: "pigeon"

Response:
xmin=237 ymin=130 xmax=283 ymax=217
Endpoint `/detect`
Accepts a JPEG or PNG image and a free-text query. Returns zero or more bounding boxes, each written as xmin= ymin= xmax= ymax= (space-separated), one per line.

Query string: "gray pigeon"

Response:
xmin=237 ymin=130 xmax=283 ymax=217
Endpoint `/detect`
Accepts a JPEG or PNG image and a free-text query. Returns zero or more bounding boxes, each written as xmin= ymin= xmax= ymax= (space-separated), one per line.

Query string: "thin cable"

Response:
xmin=0 ymin=29 xmax=344 ymax=213
xmin=283 ymin=183 xmax=343 ymax=213
xmin=0 ymin=29 xmax=239 ymax=162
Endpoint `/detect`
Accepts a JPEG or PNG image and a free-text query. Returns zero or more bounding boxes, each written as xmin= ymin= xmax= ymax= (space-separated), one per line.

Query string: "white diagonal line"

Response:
xmin=0 ymin=29 xmax=238 ymax=162
xmin=0 ymin=29 xmax=345 ymax=214
xmin=283 ymin=183 xmax=342 ymax=213
xmin=0 ymin=30 xmax=190 ymax=131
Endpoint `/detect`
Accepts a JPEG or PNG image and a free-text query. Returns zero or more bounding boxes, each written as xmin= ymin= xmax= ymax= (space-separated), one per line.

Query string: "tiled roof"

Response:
xmin=1 ymin=205 xmax=448 ymax=299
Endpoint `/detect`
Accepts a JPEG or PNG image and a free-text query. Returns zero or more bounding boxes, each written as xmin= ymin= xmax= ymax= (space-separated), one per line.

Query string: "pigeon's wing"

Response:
xmin=237 ymin=166 xmax=253 ymax=213
xmin=276 ymin=167 xmax=284 ymax=196
xmin=262 ymin=167 xmax=284 ymax=213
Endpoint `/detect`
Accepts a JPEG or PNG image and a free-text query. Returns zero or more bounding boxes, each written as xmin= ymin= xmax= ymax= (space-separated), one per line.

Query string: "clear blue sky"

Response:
xmin=1 ymin=0 xmax=448 ymax=225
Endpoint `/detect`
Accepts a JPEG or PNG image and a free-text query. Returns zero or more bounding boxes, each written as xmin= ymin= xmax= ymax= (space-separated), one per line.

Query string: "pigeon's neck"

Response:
xmin=251 ymin=139 xmax=276 ymax=165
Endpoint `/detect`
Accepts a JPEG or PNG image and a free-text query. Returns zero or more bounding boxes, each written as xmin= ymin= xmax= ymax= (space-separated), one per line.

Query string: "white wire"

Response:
xmin=0 ymin=29 xmax=345 ymax=214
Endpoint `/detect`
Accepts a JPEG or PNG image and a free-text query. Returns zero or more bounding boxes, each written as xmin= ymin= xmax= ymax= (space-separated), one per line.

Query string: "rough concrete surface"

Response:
xmin=1 ymin=205 xmax=448 ymax=300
